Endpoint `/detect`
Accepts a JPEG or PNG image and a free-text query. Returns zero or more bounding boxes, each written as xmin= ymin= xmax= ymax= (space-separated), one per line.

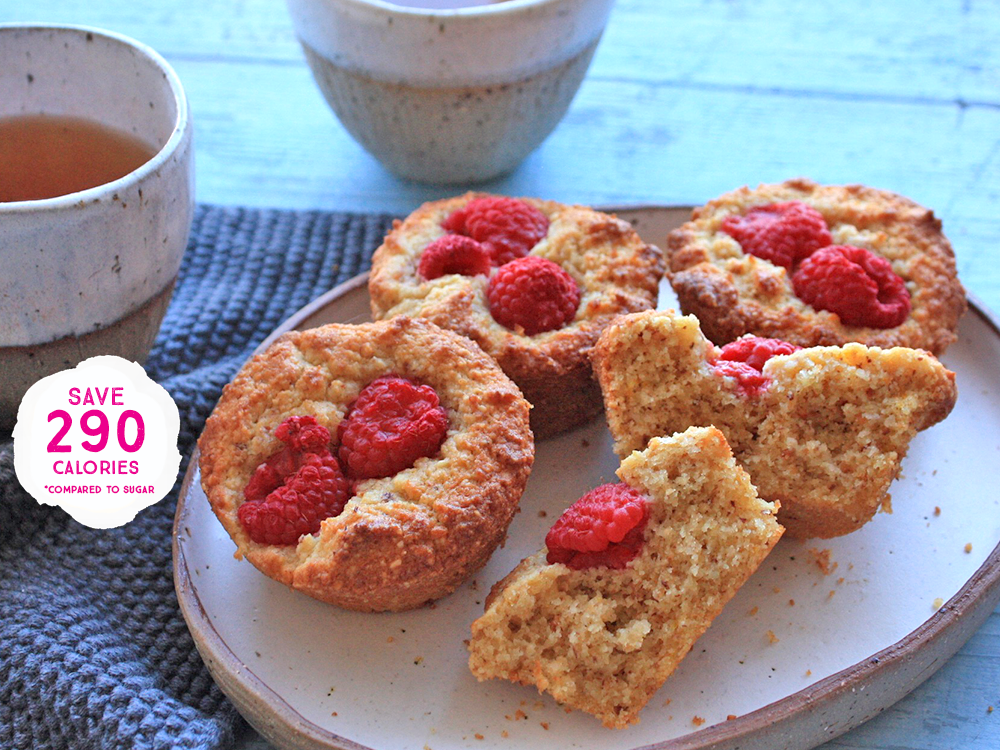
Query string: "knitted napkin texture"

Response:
xmin=0 ymin=205 xmax=396 ymax=750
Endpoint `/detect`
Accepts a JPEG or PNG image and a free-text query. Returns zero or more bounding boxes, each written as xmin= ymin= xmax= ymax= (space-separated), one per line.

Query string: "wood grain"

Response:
xmin=8 ymin=0 xmax=1000 ymax=104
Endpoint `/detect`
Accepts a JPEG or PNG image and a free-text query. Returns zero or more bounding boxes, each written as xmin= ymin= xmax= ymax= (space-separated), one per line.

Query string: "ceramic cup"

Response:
xmin=285 ymin=0 xmax=616 ymax=184
xmin=0 ymin=24 xmax=194 ymax=430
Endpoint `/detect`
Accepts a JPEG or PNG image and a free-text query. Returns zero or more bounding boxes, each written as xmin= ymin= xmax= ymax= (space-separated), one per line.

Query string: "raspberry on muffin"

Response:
xmin=468 ymin=426 xmax=783 ymax=728
xmin=666 ymin=178 xmax=966 ymax=354
xmin=237 ymin=416 xmax=351 ymax=546
xmin=368 ymin=193 xmax=665 ymax=439
xmin=337 ymin=375 xmax=449 ymax=480
xmin=418 ymin=235 xmax=492 ymax=280
xmin=198 ymin=317 xmax=534 ymax=612
xmin=442 ymin=195 xmax=549 ymax=266
xmin=486 ymin=255 xmax=580 ymax=336
xmin=544 ymin=482 xmax=649 ymax=570
xmin=591 ymin=310 xmax=958 ymax=538
xmin=792 ymin=244 xmax=911 ymax=328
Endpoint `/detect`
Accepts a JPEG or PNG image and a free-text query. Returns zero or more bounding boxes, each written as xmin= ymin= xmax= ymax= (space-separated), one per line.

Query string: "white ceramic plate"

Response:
xmin=173 ymin=206 xmax=1000 ymax=750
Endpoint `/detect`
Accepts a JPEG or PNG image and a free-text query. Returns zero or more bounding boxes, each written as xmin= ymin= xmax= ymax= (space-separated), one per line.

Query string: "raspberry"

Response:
xmin=717 ymin=336 xmax=803 ymax=371
xmin=442 ymin=196 xmax=549 ymax=266
xmin=244 ymin=415 xmax=332 ymax=502
xmin=243 ymin=445 xmax=296 ymax=502
xmin=721 ymin=201 xmax=832 ymax=269
xmin=712 ymin=336 xmax=802 ymax=396
xmin=711 ymin=359 xmax=771 ymax=395
xmin=545 ymin=483 xmax=649 ymax=570
xmin=274 ymin=414 xmax=331 ymax=453
xmin=239 ymin=416 xmax=349 ymax=545
xmin=338 ymin=375 xmax=449 ymax=480
xmin=792 ymin=245 xmax=911 ymax=328
xmin=418 ymin=235 xmax=491 ymax=280
xmin=238 ymin=453 xmax=350 ymax=546
xmin=487 ymin=256 xmax=580 ymax=335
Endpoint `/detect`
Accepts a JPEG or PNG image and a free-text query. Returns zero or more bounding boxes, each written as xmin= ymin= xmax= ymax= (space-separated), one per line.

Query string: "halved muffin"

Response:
xmin=468 ymin=426 xmax=782 ymax=728
xmin=591 ymin=310 xmax=958 ymax=538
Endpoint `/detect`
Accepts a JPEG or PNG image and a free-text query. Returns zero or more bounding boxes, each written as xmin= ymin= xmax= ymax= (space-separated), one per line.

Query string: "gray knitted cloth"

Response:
xmin=0 ymin=205 xmax=396 ymax=750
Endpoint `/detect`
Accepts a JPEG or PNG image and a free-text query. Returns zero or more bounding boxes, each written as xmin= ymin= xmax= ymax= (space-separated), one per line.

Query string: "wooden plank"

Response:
xmin=4 ymin=0 xmax=1000 ymax=104
xmin=825 ymin=622 xmax=1000 ymax=749
xmin=598 ymin=0 xmax=1000 ymax=104
xmin=174 ymin=60 xmax=1000 ymax=212
xmin=0 ymin=0 xmax=302 ymax=62
xmin=166 ymin=57 xmax=1000 ymax=310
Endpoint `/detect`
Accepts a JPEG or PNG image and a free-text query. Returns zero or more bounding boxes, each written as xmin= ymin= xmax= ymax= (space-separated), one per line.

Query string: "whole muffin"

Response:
xmin=198 ymin=317 xmax=534 ymax=612
xmin=368 ymin=193 xmax=664 ymax=439
xmin=666 ymin=178 xmax=966 ymax=354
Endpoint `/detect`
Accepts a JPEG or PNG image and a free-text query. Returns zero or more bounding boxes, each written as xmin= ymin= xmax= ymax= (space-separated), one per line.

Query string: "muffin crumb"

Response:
xmin=468 ymin=427 xmax=782 ymax=728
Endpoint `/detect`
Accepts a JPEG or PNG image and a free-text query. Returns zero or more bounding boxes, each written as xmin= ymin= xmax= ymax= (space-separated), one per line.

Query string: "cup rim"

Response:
xmin=328 ymin=0 xmax=576 ymax=19
xmin=0 ymin=23 xmax=190 ymax=213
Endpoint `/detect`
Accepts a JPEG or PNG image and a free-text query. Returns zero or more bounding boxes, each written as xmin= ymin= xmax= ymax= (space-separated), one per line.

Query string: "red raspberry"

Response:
xmin=442 ymin=196 xmax=549 ymax=266
xmin=274 ymin=414 xmax=331 ymax=453
xmin=711 ymin=359 xmax=771 ymax=395
xmin=487 ymin=256 xmax=580 ymax=335
xmin=792 ymin=245 xmax=911 ymax=328
xmin=338 ymin=375 xmax=449 ymax=480
xmin=239 ymin=415 xmax=348 ymax=546
xmin=244 ymin=416 xmax=332 ymax=502
xmin=545 ymin=483 xmax=649 ymax=570
xmin=417 ymin=235 xmax=491 ymax=280
xmin=238 ymin=453 xmax=350 ymax=546
xmin=721 ymin=201 xmax=832 ymax=269
xmin=717 ymin=336 xmax=802 ymax=371
xmin=712 ymin=336 xmax=802 ymax=396
xmin=243 ymin=445 xmax=297 ymax=502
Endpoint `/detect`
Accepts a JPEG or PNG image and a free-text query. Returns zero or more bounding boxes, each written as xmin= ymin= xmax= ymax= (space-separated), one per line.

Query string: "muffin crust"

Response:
xmin=199 ymin=317 xmax=534 ymax=611
xmin=666 ymin=178 xmax=966 ymax=354
xmin=368 ymin=193 xmax=664 ymax=438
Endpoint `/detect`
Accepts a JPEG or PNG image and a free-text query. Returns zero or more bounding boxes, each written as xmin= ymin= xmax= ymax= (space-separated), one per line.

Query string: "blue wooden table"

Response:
xmin=4 ymin=1 xmax=998 ymax=748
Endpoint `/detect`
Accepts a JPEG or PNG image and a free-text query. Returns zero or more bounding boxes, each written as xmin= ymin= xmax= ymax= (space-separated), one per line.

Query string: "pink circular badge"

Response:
xmin=13 ymin=356 xmax=181 ymax=528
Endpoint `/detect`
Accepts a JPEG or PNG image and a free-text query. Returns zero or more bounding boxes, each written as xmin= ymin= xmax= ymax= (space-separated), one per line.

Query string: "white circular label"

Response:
xmin=12 ymin=355 xmax=181 ymax=529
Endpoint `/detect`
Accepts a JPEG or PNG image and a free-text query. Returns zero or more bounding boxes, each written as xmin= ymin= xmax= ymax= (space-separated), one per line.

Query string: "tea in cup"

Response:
xmin=0 ymin=24 xmax=194 ymax=429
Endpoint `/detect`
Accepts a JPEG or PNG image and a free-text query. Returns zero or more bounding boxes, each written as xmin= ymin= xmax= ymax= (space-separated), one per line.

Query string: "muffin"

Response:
xmin=666 ymin=178 xmax=966 ymax=354
xmin=198 ymin=317 xmax=534 ymax=612
xmin=468 ymin=426 xmax=783 ymax=728
xmin=591 ymin=310 xmax=958 ymax=538
xmin=368 ymin=193 xmax=664 ymax=439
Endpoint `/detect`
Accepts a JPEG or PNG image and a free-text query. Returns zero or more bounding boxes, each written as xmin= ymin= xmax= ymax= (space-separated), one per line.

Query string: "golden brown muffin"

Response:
xmin=667 ymin=178 xmax=966 ymax=354
xmin=368 ymin=193 xmax=664 ymax=439
xmin=591 ymin=310 xmax=958 ymax=538
xmin=468 ymin=426 xmax=783 ymax=728
xmin=198 ymin=317 xmax=534 ymax=612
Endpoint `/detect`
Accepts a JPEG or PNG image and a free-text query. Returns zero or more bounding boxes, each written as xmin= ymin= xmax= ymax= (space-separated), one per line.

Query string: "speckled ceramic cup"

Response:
xmin=0 ymin=25 xmax=194 ymax=430
xmin=285 ymin=0 xmax=615 ymax=183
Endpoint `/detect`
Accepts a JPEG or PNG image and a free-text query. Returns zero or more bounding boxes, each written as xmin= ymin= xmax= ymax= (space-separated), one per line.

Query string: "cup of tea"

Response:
xmin=285 ymin=0 xmax=616 ymax=184
xmin=0 ymin=24 xmax=194 ymax=430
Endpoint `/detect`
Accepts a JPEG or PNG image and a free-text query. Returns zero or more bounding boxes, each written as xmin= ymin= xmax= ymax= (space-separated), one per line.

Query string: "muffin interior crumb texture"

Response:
xmin=591 ymin=310 xmax=958 ymax=538
xmin=468 ymin=426 xmax=783 ymax=728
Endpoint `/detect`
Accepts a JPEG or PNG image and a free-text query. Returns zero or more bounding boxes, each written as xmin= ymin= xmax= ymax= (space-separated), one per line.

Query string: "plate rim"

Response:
xmin=173 ymin=205 xmax=1000 ymax=750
